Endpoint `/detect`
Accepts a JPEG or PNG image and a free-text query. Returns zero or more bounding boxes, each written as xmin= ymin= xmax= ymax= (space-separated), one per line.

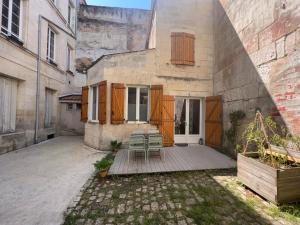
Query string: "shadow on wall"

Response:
xmin=213 ymin=0 xmax=300 ymax=157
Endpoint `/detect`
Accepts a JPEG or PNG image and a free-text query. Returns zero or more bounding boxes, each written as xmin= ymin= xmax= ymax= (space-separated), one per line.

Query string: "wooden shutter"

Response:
xmin=205 ymin=96 xmax=223 ymax=149
xmin=98 ymin=81 xmax=107 ymax=125
xmin=150 ymin=85 xmax=163 ymax=125
xmin=111 ymin=83 xmax=125 ymax=125
xmin=159 ymin=96 xmax=175 ymax=147
xmin=81 ymin=86 xmax=89 ymax=123
xmin=171 ymin=32 xmax=195 ymax=65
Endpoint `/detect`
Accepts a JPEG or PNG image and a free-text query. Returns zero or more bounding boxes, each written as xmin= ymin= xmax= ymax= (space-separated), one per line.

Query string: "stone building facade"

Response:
xmin=76 ymin=4 xmax=152 ymax=73
xmin=83 ymin=0 xmax=215 ymax=150
xmin=214 ymin=0 xmax=300 ymax=155
xmin=82 ymin=0 xmax=300 ymax=155
xmin=0 ymin=0 xmax=79 ymax=154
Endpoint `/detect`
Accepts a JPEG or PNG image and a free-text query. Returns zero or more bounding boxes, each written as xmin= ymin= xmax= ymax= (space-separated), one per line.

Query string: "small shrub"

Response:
xmin=94 ymin=154 xmax=114 ymax=171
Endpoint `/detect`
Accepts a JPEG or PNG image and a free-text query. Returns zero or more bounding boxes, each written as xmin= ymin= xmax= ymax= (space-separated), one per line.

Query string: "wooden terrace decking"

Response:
xmin=109 ymin=145 xmax=236 ymax=175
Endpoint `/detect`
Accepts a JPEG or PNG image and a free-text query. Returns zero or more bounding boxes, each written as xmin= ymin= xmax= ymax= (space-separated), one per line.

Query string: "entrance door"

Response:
xmin=174 ymin=98 xmax=203 ymax=144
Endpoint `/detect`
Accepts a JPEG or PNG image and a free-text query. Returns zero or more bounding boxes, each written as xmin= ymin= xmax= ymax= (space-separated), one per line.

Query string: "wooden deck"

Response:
xmin=109 ymin=145 xmax=236 ymax=175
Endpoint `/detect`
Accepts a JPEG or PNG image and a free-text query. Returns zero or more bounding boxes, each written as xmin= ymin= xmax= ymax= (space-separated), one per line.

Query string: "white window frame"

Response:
xmin=1 ymin=0 xmax=23 ymax=40
xmin=67 ymin=1 xmax=75 ymax=31
xmin=89 ymin=85 xmax=99 ymax=122
xmin=125 ymin=86 xmax=150 ymax=124
xmin=47 ymin=27 xmax=56 ymax=63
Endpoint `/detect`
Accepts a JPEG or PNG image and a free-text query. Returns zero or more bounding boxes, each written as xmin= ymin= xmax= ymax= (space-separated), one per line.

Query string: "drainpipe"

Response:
xmin=34 ymin=15 xmax=76 ymax=144
xmin=34 ymin=15 xmax=42 ymax=144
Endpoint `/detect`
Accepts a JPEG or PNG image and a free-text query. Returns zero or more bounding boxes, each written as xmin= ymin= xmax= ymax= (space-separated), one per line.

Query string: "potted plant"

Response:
xmin=238 ymin=112 xmax=300 ymax=204
xmin=111 ymin=140 xmax=122 ymax=154
xmin=94 ymin=156 xmax=114 ymax=178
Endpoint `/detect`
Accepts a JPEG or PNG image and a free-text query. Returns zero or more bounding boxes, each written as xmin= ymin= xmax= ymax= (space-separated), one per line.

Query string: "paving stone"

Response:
xmin=63 ymin=171 xmax=299 ymax=225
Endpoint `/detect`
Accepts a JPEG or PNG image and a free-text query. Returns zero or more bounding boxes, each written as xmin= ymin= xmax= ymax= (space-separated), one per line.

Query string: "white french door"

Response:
xmin=174 ymin=97 xmax=203 ymax=144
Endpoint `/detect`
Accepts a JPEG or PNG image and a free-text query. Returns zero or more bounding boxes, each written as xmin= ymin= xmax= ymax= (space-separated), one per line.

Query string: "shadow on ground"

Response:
xmin=62 ymin=169 xmax=300 ymax=225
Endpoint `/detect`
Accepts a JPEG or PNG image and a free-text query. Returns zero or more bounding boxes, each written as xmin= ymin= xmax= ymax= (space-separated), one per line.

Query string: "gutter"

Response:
xmin=34 ymin=15 xmax=76 ymax=144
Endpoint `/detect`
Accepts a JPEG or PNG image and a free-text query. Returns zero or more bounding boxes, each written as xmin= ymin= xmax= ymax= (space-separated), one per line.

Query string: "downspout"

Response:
xmin=34 ymin=15 xmax=42 ymax=144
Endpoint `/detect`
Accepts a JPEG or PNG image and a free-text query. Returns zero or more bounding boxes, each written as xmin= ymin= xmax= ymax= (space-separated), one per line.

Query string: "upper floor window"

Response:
xmin=68 ymin=1 xmax=75 ymax=31
xmin=1 ymin=0 xmax=22 ymax=39
xmin=47 ymin=27 xmax=55 ymax=63
xmin=171 ymin=32 xmax=195 ymax=66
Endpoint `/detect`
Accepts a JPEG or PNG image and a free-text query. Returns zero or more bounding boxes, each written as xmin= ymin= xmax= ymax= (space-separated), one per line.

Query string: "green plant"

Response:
xmin=111 ymin=140 xmax=122 ymax=152
xmin=94 ymin=157 xmax=113 ymax=171
xmin=225 ymin=110 xmax=245 ymax=151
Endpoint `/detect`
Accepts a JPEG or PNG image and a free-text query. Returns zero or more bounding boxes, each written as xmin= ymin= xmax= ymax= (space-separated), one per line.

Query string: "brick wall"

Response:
xmin=214 ymin=0 xmax=300 ymax=154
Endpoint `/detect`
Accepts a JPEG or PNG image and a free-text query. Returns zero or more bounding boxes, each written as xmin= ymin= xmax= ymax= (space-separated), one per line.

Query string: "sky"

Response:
xmin=86 ymin=0 xmax=151 ymax=9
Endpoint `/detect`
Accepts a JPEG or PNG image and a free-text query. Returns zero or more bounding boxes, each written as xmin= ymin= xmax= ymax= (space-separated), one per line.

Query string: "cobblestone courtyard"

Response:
xmin=64 ymin=170 xmax=300 ymax=225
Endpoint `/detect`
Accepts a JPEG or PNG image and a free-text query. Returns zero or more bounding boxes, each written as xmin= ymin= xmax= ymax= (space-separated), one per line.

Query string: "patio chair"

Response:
xmin=128 ymin=134 xmax=147 ymax=164
xmin=147 ymin=133 xmax=164 ymax=161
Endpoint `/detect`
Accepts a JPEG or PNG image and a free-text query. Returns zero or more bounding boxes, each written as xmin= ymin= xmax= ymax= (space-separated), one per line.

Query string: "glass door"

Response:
xmin=174 ymin=98 xmax=203 ymax=144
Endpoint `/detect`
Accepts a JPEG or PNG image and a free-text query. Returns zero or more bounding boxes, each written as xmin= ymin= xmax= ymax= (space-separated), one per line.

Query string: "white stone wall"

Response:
xmin=85 ymin=0 xmax=215 ymax=150
xmin=0 ymin=0 xmax=77 ymax=154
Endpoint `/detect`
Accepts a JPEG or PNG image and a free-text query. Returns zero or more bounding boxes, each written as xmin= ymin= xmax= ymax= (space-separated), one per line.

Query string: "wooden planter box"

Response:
xmin=238 ymin=153 xmax=300 ymax=204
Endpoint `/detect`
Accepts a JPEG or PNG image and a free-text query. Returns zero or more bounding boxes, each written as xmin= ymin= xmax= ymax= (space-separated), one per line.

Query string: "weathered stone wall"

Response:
xmin=214 ymin=0 xmax=300 ymax=155
xmin=0 ymin=0 xmax=77 ymax=154
xmin=76 ymin=5 xmax=152 ymax=72
xmin=85 ymin=0 xmax=215 ymax=150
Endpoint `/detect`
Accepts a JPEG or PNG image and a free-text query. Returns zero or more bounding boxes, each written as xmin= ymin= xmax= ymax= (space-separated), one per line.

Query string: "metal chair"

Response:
xmin=128 ymin=134 xmax=147 ymax=164
xmin=147 ymin=133 xmax=164 ymax=162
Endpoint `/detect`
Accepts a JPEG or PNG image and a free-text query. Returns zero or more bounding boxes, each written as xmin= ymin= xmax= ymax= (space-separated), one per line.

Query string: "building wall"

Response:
xmin=213 ymin=0 xmax=300 ymax=155
xmin=0 ymin=0 xmax=77 ymax=154
xmin=86 ymin=50 xmax=157 ymax=149
xmin=76 ymin=5 xmax=152 ymax=73
xmin=85 ymin=0 xmax=215 ymax=150
xmin=154 ymin=0 xmax=214 ymax=98
xmin=59 ymin=102 xmax=84 ymax=135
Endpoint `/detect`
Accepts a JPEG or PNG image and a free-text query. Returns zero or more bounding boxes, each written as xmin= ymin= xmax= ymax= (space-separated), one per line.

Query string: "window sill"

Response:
xmin=127 ymin=121 xmax=149 ymax=125
xmin=47 ymin=59 xmax=58 ymax=67
xmin=88 ymin=120 xmax=99 ymax=124
xmin=1 ymin=32 xmax=24 ymax=46
xmin=66 ymin=70 xmax=74 ymax=76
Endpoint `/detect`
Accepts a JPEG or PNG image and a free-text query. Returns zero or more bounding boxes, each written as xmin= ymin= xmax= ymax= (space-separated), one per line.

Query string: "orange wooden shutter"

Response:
xmin=98 ymin=81 xmax=107 ymax=124
xmin=205 ymin=96 xmax=223 ymax=149
xmin=159 ymin=96 xmax=175 ymax=147
xmin=150 ymin=85 xmax=163 ymax=125
xmin=81 ymin=86 xmax=89 ymax=123
xmin=111 ymin=83 xmax=125 ymax=125
xmin=171 ymin=32 xmax=195 ymax=65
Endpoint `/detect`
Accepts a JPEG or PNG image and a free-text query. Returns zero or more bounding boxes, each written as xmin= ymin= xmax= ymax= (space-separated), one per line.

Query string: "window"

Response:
xmin=0 ymin=76 xmax=17 ymax=133
xmin=45 ymin=89 xmax=54 ymax=128
xmin=76 ymin=103 xmax=81 ymax=111
xmin=68 ymin=1 xmax=75 ymax=31
xmin=1 ymin=0 xmax=22 ymax=39
xmin=89 ymin=86 xmax=98 ymax=121
xmin=67 ymin=46 xmax=71 ymax=71
xmin=66 ymin=103 xmax=73 ymax=111
xmin=171 ymin=32 xmax=195 ymax=65
xmin=68 ymin=4 xmax=71 ymax=25
xmin=47 ymin=27 xmax=55 ymax=63
xmin=127 ymin=87 xmax=149 ymax=122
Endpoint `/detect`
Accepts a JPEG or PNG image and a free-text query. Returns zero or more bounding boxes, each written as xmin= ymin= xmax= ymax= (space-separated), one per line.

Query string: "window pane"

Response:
xmin=189 ymin=99 xmax=200 ymax=135
xmin=128 ymin=88 xmax=136 ymax=121
xmin=1 ymin=0 xmax=9 ymax=31
xmin=175 ymin=99 xmax=186 ymax=135
xmin=11 ymin=0 xmax=20 ymax=36
xmin=139 ymin=88 xmax=148 ymax=121
xmin=92 ymin=87 xmax=97 ymax=120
